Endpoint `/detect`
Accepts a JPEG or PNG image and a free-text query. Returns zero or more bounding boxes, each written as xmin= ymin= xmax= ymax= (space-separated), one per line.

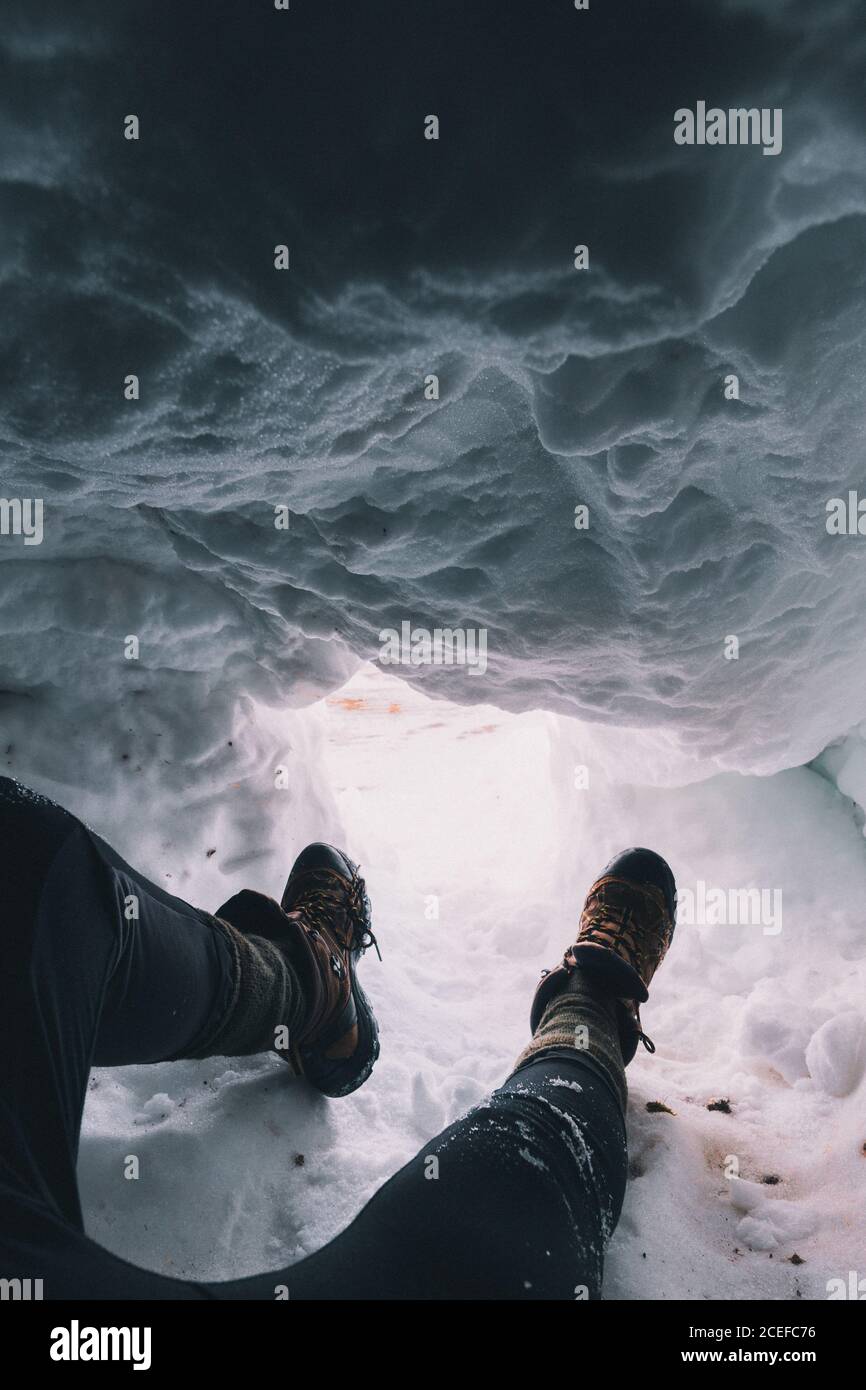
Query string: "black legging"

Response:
xmin=0 ymin=777 xmax=628 ymax=1300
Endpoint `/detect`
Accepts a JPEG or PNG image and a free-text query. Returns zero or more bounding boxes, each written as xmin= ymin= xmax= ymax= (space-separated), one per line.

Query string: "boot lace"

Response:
xmin=294 ymin=867 xmax=382 ymax=959
xmin=573 ymin=876 xmax=673 ymax=1054
xmin=577 ymin=876 xmax=670 ymax=986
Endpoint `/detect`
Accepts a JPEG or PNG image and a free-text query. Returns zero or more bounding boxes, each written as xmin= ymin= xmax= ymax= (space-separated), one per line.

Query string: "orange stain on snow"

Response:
xmin=326 ymin=696 xmax=404 ymax=714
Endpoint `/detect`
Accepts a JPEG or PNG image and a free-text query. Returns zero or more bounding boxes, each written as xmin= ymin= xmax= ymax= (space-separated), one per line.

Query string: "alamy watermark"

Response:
xmin=827 ymin=1271 xmax=866 ymax=1299
xmin=50 ymin=1321 xmax=152 ymax=1370
xmin=677 ymin=881 xmax=782 ymax=936
xmin=379 ymin=621 xmax=488 ymax=676
xmin=674 ymin=102 xmax=782 ymax=157
xmin=0 ymin=497 xmax=43 ymax=545
xmin=0 ymin=1276 xmax=43 ymax=1299
xmin=826 ymin=492 xmax=866 ymax=535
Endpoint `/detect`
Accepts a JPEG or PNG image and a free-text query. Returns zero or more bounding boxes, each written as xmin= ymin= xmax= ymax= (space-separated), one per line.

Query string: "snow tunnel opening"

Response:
xmin=76 ymin=664 xmax=866 ymax=1300
xmin=310 ymin=661 xmax=561 ymax=906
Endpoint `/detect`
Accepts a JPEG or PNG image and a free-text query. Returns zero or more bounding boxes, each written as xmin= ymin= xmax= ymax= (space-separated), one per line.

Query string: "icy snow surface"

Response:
xmin=72 ymin=664 xmax=866 ymax=1299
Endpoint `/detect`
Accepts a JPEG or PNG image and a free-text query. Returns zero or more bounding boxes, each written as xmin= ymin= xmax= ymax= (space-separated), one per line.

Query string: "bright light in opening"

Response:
xmin=313 ymin=663 xmax=560 ymax=908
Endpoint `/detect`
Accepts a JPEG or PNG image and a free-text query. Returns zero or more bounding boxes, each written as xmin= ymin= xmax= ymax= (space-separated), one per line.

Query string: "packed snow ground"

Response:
xmin=78 ymin=665 xmax=865 ymax=1299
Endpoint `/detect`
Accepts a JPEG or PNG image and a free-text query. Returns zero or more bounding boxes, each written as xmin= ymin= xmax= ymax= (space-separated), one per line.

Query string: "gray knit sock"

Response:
xmin=185 ymin=915 xmax=306 ymax=1061
xmin=513 ymin=969 xmax=627 ymax=1113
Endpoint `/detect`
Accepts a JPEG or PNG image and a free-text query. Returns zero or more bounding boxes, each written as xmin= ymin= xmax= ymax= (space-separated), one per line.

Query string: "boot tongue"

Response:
xmin=582 ymin=875 xmax=671 ymax=984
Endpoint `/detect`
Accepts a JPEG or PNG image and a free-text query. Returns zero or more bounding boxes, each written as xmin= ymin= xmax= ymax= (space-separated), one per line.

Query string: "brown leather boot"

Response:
xmin=529 ymin=848 xmax=676 ymax=1064
xmin=216 ymin=843 xmax=380 ymax=1097
xmin=279 ymin=843 xmax=380 ymax=1097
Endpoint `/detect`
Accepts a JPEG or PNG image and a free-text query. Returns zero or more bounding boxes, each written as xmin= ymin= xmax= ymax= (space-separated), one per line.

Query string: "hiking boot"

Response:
xmin=530 ymin=848 xmax=676 ymax=1064
xmin=278 ymin=843 xmax=381 ymax=1097
xmin=214 ymin=843 xmax=380 ymax=1096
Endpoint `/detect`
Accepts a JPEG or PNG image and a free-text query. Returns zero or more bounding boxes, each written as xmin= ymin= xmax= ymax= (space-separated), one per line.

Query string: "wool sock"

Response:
xmin=186 ymin=915 xmax=307 ymax=1060
xmin=512 ymin=968 xmax=627 ymax=1113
